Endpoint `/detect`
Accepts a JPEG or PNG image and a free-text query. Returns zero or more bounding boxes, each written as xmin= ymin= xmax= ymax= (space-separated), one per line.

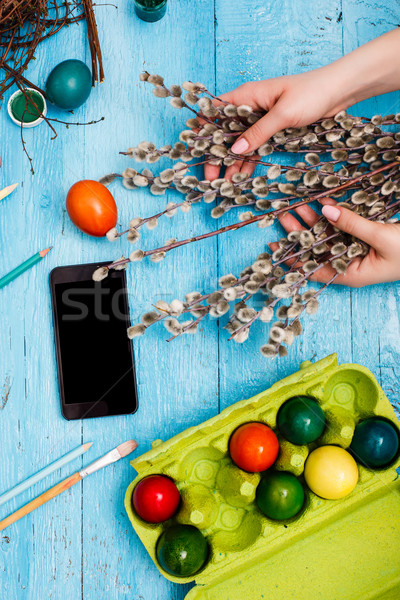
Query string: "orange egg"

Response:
xmin=66 ymin=180 xmax=117 ymax=237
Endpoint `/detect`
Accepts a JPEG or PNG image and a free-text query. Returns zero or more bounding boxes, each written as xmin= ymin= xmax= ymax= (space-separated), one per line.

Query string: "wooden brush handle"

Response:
xmin=0 ymin=471 xmax=82 ymax=531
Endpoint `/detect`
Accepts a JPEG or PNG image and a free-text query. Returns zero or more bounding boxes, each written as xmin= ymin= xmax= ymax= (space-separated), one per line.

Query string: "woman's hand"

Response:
xmin=205 ymin=71 xmax=345 ymax=181
xmin=204 ymin=70 xmax=347 ymax=182
xmin=205 ymin=28 xmax=400 ymax=182
xmin=270 ymin=201 xmax=400 ymax=287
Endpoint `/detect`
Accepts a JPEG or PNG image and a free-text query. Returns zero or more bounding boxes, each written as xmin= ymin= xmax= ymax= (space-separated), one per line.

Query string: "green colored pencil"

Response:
xmin=0 ymin=247 xmax=52 ymax=290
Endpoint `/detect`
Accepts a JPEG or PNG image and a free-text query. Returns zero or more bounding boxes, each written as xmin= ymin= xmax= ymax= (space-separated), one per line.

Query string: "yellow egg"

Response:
xmin=304 ymin=445 xmax=359 ymax=500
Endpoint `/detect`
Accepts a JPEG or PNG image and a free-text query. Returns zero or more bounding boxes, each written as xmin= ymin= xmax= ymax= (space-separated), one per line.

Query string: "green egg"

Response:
xmin=256 ymin=471 xmax=305 ymax=520
xmin=45 ymin=60 xmax=92 ymax=110
xmin=156 ymin=524 xmax=208 ymax=577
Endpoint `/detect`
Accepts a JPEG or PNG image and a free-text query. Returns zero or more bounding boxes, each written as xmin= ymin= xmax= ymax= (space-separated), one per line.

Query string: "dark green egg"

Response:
xmin=45 ymin=60 xmax=92 ymax=110
xmin=156 ymin=524 xmax=208 ymax=577
xmin=256 ymin=471 xmax=305 ymax=520
xmin=350 ymin=418 xmax=399 ymax=468
xmin=277 ymin=396 xmax=325 ymax=445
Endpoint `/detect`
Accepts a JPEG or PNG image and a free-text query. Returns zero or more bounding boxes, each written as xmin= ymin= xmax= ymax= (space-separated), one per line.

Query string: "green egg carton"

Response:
xmin=125 ymin=354 xmax=400 ymax=599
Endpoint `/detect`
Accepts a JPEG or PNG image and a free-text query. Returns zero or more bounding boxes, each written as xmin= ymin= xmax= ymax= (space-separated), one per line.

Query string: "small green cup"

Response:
xmin=134 ymin=0 xmax=167 ymax=22
xmin=7 ymin=88 xmax=47 ymax=128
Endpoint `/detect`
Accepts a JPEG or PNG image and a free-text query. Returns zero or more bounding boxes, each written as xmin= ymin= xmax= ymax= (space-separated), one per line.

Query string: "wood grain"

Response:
xmin=0 ymin=0 xmax=399 ymax=598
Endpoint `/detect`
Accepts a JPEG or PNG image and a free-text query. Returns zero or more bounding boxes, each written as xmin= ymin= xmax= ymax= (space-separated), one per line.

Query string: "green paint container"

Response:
xmin=134 ymin=0 xmax=167 ymax=22
xmin=125 ymin=354 xmax=400 ymax=599
xmin=7 ymin=88 xmax=47 ymax=127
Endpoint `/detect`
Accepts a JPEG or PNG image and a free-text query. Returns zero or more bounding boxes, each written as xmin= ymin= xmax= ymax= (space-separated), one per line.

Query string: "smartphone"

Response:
xmin=50 ymin=262 xmax=138 ymax=420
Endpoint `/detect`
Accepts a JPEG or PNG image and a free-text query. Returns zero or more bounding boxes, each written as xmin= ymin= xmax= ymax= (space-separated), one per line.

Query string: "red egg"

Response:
xmin=133 ymin=475 xmax=180 ymax=523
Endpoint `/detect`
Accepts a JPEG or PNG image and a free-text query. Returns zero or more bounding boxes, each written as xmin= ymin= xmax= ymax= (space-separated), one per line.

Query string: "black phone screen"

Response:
xmin=50 ymin=264 xmax=138 ymax=420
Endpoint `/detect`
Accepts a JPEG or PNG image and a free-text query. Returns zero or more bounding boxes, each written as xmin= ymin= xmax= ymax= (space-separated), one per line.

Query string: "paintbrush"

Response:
xmin=0 ymin=440 xmax=138 ymax=531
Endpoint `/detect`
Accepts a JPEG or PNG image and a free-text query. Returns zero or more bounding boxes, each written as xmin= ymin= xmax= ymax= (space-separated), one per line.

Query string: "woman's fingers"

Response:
xmin=308 ymin=264 xmax=341 ymax=283
xmin=268 ymin=198 xmax=378 ymax=287
xmin=217 ymin=86 xmax=261 ymax=110
xmin=322 ymin=205 xmax=387 ymax=252
xmin=201 ymin=84 xmax=271 ymax=180
xmin=292 ymin=204 xmax=320 ymax=228
xmin=231 ymin=103 xmax=290 ymax=155
xmin=277 ymin=212 xmax=305 ymax=233
xmin=204 ymin=162 xmax=221 ymax=181
xmin=224 ymin=155 xmax=259 ymax=180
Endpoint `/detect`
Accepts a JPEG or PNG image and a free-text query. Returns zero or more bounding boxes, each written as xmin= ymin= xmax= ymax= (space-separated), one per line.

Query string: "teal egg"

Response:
xmin=350 ymin=418 xmax=399 ymax=468
xmin=45 ymin=60 xmax=92 ymax=110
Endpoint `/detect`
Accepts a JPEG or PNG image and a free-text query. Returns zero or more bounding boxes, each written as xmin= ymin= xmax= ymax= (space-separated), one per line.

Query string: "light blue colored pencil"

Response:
xmin=0 ymin=442 xmax=93 ymax=507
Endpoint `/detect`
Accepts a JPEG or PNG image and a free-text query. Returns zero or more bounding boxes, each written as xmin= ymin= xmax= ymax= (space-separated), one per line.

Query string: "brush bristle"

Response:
xmin=117 ymin=440 xmax=138 ymax=458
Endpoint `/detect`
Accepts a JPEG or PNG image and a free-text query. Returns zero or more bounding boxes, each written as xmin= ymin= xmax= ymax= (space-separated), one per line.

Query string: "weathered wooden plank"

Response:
xmin=0 ymin=18 xmax=86 ymax=600
xmin=342 ymin=0 xmax=400 ymax=398
xmin=79 ymin=2 xmax=216 ymax=599
xmin=214 ymin=0 xmax=352 ymax=409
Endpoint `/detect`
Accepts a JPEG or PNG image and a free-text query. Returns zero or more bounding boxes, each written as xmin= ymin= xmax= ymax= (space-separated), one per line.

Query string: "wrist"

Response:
xmin=337 ymin=61 xmax=396 ymax=108
xmin=325 ymin=29 xmax=400 ymax=110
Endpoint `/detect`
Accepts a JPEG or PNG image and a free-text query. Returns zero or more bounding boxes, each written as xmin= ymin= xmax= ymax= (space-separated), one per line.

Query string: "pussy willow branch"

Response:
xmin=141 ymin=276 xmax=249 ymax=337
xmin=103 ymin=72 xmax=400 ymax=358
xmin=107 ymin=160 xmax=399 ymax=271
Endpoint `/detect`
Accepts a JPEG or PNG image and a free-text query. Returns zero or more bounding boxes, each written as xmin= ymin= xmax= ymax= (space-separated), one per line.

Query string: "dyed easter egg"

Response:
xmin=45 ymin=60 xmax=92 ymax=109
xmin=256 ymin=471 xmax=305 ymax=520
xmin=350 ymin=418 xmax=399 ymax=468
xmin=66 ymin=180 xmax=117 ymax=237
xmin=304 ymin=445 xmax=358 ymax=500
xmin=277 ymin=396 xmax=325 ymax=445
xmin=229 ymin=422 xmax=279 ymax=473
xmin=156 ymin=525 xmax=208 ymax=577
xmin=133 ymin=475 xmax=180 ymax=523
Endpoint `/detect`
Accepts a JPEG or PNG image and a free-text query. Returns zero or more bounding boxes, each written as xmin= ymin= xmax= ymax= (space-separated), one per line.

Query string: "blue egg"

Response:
xmin=45 ymin=60 xmax=92 ymax=110
xmin=350 ymin=418 xmax=399 ymax=468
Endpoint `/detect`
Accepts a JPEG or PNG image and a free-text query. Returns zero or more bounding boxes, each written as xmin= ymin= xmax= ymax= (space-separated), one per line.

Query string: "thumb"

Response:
xmin=322 ymin=205 xmax=386 ymax=250
xmin=230 ymin=104 xmax=291 ymax=155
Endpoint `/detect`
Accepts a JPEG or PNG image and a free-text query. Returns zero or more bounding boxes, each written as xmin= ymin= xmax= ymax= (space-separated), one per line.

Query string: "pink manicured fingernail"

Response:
xmin=322 ymin=205 xmax=341 ymax=222
xmin=231 ymin=138 xmax=249 ymax=155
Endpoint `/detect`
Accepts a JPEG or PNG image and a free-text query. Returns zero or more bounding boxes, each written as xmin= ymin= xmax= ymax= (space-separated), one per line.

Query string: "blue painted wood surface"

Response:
xmin=0 ymin=1 xmax=399 ymax=598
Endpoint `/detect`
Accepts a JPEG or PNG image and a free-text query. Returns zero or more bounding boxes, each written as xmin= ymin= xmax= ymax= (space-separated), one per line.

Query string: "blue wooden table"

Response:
xmin=1 ymin=1 xmax=399 ymax=598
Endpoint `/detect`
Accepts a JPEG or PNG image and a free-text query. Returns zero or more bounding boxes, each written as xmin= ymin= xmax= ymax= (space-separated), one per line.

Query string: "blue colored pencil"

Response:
xmin=0 ymin=442 xmax=93 ymax=507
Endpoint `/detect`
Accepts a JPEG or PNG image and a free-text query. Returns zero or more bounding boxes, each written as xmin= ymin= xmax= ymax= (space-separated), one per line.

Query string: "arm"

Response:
xmin=208 ymin=29 xmax=400 ymax=287
xmin=205 ymin=28 xmax=400 ymax=181
xmin=231 ymin=28 xmax=400 ymax=156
